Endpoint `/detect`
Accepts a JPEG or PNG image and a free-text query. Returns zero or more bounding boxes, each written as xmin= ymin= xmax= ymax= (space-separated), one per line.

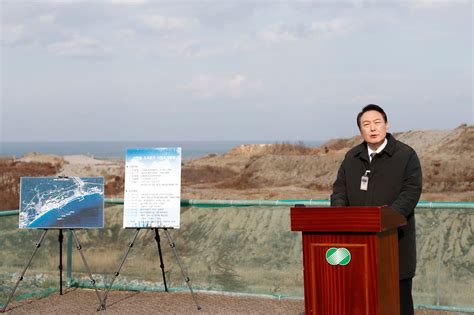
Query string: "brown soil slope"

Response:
xmin=183 ymin=124 xmax=473 ymax=201
xmin=1 ymin=124 xmax=472 ymax=210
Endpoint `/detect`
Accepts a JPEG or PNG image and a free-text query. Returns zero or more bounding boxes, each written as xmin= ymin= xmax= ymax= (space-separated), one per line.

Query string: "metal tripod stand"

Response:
xmin=1 ymin=229 xmax=103 ymax=313
xmin=99 ymin=228 xmax=201 ymax=311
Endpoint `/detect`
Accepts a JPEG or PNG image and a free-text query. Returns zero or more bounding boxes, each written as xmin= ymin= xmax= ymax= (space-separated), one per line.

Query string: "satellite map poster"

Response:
xmin=19 ymin=177 xmax=104 ymax=229
xmin=124 ymin=148 xmax=181 ymax=229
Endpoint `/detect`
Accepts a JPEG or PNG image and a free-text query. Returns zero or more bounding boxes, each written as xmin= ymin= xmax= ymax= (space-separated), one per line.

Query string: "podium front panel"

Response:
xmin=292 ymin=207 xmax=402 ymax=315
xmin=302 ymin=233 xmax=377 ymax=315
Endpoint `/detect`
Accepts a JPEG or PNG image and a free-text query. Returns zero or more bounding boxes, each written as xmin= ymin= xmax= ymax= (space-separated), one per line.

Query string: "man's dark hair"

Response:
xmin=357 ymin=104 xmax=388 ymax=128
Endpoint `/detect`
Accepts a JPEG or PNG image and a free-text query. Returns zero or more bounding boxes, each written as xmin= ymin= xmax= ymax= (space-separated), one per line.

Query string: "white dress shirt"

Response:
xmin=368 ymin=138 xmax=387 ymax=162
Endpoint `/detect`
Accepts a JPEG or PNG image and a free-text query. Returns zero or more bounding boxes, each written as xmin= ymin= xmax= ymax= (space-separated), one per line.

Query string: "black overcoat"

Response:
xmin=330 ymin=133 xmax=422 ymax=280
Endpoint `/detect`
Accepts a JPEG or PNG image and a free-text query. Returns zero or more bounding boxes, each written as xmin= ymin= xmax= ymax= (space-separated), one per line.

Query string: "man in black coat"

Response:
xmin=331 ymin=104 xmax=422 ymax=315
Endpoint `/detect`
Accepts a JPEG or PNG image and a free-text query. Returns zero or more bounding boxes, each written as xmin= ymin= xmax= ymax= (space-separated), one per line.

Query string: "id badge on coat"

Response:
xmin=360 ymin=170 xmax=370 ymax=191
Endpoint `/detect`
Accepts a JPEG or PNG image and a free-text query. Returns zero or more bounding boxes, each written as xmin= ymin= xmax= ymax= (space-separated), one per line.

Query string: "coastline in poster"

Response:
xmin=19 ymin=177 xmax=104 ymax=229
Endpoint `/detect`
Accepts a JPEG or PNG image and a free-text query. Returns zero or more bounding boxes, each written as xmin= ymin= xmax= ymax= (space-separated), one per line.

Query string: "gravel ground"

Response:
xmin=2 ymin=289 xmax=468 ymax=314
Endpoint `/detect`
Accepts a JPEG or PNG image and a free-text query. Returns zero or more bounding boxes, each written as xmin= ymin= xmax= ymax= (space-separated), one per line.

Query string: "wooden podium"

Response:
xmin=290 ymin=206 xmax=406 ymax=315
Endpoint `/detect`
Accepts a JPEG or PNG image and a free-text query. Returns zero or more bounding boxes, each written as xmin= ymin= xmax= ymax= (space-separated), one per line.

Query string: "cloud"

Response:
xmin=114 ymin=29 xmax=137 ymax=40
xmin=344 ymin=0 xmax=466 ymax=8
xmin=47 ymin=36 xmax=113 ymax=58
xmin=351 ymin=94 xmax=378 ymax=104
xmin=184 ymin=74 xmax=262 ymax=99
xmin=138 ymin=14 xmax=200 ymax=31
xmin=310 ymin=17 xmax=355 ymax=37
xmin=260 ymin=24 xmax=300 ymax=43
xmin=42 ymin=0 xmax=147 ymax=4
xmin=402 ymin=0 xmax=468 ymax=9
xmin=106 ymin=0 xmax=148 ymax=4
xmin=173 ymin=39 xmax=255 ymax=59
xmin=137 ymin=36 xmax=257 ymax=59
xmin=37 ymin=14 xmax=56 ymax=25
xmin=1 ymin=15 xmax=57 ymax=47
xmin=1 ymin=24 xmax=26 ymax=45
xmin=260 ymin=17 xmax=356 ymax=43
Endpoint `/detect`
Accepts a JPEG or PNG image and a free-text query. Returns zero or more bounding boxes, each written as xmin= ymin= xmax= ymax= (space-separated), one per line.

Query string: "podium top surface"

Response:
xmin=290 ymin=206 xmax=406 ymax=233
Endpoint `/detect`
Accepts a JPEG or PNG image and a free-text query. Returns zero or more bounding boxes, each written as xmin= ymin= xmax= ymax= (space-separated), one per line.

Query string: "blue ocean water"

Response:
xmin=1 ymin=140 xmax=324 ymax=158
xmin=27 ymin=193 xmax=104 ymax=228
xmin=20 ymin=177 xmax=104 ymax=229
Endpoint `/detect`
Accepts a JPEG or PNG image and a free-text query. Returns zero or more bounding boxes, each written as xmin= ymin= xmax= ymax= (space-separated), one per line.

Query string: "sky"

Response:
xmin=1 ymin=0 xmax=472 ymax=142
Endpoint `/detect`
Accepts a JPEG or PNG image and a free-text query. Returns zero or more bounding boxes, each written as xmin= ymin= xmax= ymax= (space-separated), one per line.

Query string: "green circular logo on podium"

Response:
xmin=325 ymin=247 xmax=351 ymax=266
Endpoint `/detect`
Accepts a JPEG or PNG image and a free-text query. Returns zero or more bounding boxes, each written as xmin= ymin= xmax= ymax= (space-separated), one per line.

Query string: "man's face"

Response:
xmin=359 ymin=110 xmax=388 ymax=150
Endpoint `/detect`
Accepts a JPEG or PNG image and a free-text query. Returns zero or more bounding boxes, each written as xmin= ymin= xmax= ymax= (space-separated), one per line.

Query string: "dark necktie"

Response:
xmin=370 ymin=152 xmax=376 ymax=162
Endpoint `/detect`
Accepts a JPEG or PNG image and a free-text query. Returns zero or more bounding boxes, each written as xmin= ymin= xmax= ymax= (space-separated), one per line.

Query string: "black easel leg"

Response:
xmin=154 ymin=228 xmax=168 ymax=292
xmin=1 ymin=229 xmax=49 ymax=313
xmin=163 ymin=229 xmax=201 ymax=310
xmin=99 ymin=228 xmax=141 ymax=311
xmin=58 ymin=229 xmax=63 ymax=295
xmin=70 ymin=230 xmax=103 ymax=309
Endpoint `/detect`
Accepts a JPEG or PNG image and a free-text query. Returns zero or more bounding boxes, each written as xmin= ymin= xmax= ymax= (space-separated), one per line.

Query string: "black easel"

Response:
xmin=1 ymin=229 xmax=103 ymax=313
xmin=98 ymin=228 xmax=201 ymax=311
xmin=58 ymin=229 xmax=64 ymax=295
xmin=154 ymin=229 xmax=168 ymax=292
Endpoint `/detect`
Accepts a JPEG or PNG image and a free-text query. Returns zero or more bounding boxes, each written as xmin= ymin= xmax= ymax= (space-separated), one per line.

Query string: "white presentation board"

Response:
xmin=123 ymin=148 xmax=181 ymax=228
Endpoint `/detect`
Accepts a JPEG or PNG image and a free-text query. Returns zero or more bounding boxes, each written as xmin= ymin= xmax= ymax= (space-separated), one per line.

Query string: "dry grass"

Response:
xmin=262 ymin=142 xmax=316 ymax=155
xmin=319 ymin=135 xmax=363 ymax=152
xmin=0 ymin=158 xmax=63 ymax=211
xmin=217 ymin=156 xmax=262 ymax=189
xmin=182 ymin=165 xmax=239 ymax=186
xmin=103 ymin=174 xmax=124 ymax=197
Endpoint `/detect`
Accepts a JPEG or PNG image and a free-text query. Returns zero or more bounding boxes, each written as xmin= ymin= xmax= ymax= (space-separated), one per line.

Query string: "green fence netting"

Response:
xmin=1 ymin=200 xmax=473 ymax=313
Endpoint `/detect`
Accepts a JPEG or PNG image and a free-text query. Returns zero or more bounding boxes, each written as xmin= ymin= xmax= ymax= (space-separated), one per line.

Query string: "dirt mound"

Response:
xmin=182 ymin=165 xmax=239 ymax=186
xmin=226 ymin=144 xmax=272 ymax=156
xmin=0 ymin=157 xmax=64 ymax=211
xmin=430 ymin=124 xmax=473 ymax=154
xmin=227 ymin=143 xmax=316 ymax=156
xmin=63 ymin=154 xmax=115 ymax=165
xmin=0 ymin=154 xmax=125 ymax=211
xmin=1 ymin=125 xmax=472 ymax=203
xmin=16 ymin=152 xmax=65 ymax=165
xmin=219 ymin=154 xmax=341 ymax=190
xmin=392 ymin=124 xmax=473 ymax=155
xmin=319 ymin=135 xmax=362 ymax=152
xmin=410 ymin=125 xmax=474 ymax=194
xmin=185 ymin=124 xmax=473 ymax=200
xmin=185 ymin=143 xmax=321 ymax=191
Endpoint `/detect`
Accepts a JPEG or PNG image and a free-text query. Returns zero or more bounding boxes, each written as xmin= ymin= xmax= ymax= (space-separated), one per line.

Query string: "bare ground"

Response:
xmin=2 ymin=289 xmax=467 ymax=315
